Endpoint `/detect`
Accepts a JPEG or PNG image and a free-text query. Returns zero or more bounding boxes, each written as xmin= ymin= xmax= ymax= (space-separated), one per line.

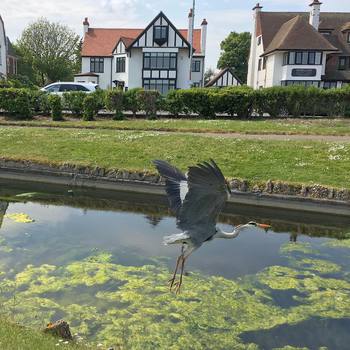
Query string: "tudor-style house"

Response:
xmin=205 ymin=68 xmax=242 ymax=88
xmin=75 ymin=11 xmax=207 ymax=92
xmin=247 ymin=1 xmax=350 ymax=89
xmin=0 ymin=15 xmax=7 ymax=79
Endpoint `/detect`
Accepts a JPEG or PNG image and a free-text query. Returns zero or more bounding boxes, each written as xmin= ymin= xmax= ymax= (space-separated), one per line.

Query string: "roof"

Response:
xmin=263 ymin=15 xmax=337 ymax=56
xmin=205 ymin=68 xmax=242 ymax=87
xmin=258 ymin=11 xmax=350 ymax=54
xmin=82 ymin=26 xmax=202 ymax=57
xmin=74 ymin=72 xmax=99 ymax=77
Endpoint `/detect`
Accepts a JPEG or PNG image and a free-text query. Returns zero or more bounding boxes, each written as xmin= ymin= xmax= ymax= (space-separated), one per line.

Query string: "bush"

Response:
xmin=0 ymin=88 xmax=32 ymax=118
xmin=105 ymin=89 xmax=124 ymax=120
xmin=213 ymin=86 xmax=254 ymax=118
xmin=124 ymin=88 xmax=142 ymax=117
xmin=137 ymin=89 xmax=161 ymax=120
xmin=63 ymin=92 xmax=86 ymax=118
xmin=48 ymin=95 xmax=63 ymax=121
xmin=165 ymin=89 xmax=185 ymax=117
xmin=83 ymin=93 xmax=99 ymax=121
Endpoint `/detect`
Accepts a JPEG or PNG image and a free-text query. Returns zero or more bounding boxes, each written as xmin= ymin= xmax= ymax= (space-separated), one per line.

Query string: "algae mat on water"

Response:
xmin=0 ymin=241 xmax=349 ymax=349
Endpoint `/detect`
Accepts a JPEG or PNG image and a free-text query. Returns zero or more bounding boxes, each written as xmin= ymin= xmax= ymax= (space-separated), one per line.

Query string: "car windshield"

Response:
xmin=45 ymin=84 xmax=60 ymax=92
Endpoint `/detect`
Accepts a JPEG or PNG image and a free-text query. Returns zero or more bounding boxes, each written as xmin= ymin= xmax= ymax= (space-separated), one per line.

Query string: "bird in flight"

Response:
xmin=153 ymin=159 xmax=271 ymax=294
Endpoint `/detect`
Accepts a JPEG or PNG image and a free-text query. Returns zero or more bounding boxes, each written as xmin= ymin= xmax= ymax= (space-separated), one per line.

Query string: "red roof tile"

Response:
xmin=82 ymin=27 xmax=202 ymax=57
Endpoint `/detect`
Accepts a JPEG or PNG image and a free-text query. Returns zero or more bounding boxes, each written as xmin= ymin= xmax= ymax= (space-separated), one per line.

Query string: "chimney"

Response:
xmin=201 ymin=19 xmax=208 ymax=56
xmin=309 ymin=0 xmax=322 ymax=30
xmin=188 ymin=9 xmax=194 ymax=46
xmin=83 ymin=17 xmax=90 ymax=34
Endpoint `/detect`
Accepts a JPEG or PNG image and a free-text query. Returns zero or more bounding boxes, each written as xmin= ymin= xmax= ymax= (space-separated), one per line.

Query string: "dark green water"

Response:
xmin=0 ymin=181 xmax=349 ymax=349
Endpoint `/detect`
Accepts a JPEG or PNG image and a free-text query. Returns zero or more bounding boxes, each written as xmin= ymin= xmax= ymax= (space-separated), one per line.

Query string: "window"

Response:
xmin=291 ymin=69 xmax=317 ymax=77
xmin=116 ymin=57 xmax=126 ymax=73
xmin=263 ymin=57 xmax=267 ymax=70
xmin=143 ymin=52 xmax=177 ymax=70
xmin=285 ymin=51 xmax=322 ymax=65
xmin=143 ymin=79 xmax=176 ymax=94
xmin=90 ymin=58 xmax=104 ymax=73
xmin=153 ymin=26 xmax=169 ymax=45
xmin=295 ymin=52 xmax=303 ymax=65
xmin=258 ymin=58 xmax=262 ymax=71
xmin=45 ymin=84 xmax=60 ymax=93
xmin=192 ymin=60 xmax=201 ymax=72
xmin=59 ymin=84 xmax=78 ymax=92
xmin=257 ymin=36 xmax=262 ymax=46
xmin=347 ymin=32 xmax=350 ymax=43
xmin=76 ymin=85 xmax=90 ymax=92
xmin=338 ymin=57 xmax=350 ymax=70
xmin=320 ymin=30 xmax=332 ymax=35
xmin=281 ymin=80 xmax=320 ymax=87
xmin=323 ymin=81 xmax=337 ymax=89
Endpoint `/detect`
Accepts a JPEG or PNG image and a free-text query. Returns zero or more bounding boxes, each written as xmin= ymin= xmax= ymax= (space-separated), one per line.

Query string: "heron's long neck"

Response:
xmin=215 ymin=225 xmax=247 ymax=239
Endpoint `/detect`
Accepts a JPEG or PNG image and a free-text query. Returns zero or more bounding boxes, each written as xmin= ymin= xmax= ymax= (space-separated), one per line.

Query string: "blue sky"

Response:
xmin=1 ymin=0 xmax=349 ymax=69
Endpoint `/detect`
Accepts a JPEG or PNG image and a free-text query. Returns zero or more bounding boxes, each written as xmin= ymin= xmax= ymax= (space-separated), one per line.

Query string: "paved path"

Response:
xmin=1 ymin=123 xmax=350 ymax=142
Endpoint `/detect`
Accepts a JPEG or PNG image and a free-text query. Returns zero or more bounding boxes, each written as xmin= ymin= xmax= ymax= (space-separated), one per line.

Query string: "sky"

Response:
xmin=1 ymin=0 xmax=349 ymax=70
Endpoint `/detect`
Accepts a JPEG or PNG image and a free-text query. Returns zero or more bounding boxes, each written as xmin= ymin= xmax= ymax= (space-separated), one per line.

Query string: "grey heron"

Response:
xmin=153 ymin=159 xmax=271 ymax=294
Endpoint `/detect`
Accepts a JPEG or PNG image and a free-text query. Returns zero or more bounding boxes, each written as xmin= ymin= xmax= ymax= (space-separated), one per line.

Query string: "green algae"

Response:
xmin=0 ymin=251 xmax=349 ymax=350
xmin=280 ymin=243 xmax=318 ymax=256
xmin=4 ymin=213 xmax=34 ymax=224
xmin=324 ymin=239 xmax=350 ymax=249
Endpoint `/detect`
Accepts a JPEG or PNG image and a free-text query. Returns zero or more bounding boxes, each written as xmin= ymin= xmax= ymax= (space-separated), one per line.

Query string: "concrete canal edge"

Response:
xmin=0 ymin=158 xmax=349 ymax=216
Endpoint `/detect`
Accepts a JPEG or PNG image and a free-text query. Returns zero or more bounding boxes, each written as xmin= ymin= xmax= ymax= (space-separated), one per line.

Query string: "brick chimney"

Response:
xmin=187 ymin=9 xmax=193 ymax=45
xmin=309 ymin=0 xmax=322 ymax=30
xmin=201 ymin=19 xmax=208 ymax=55
xmin=83 ymin=17 xmax=90 ymax=35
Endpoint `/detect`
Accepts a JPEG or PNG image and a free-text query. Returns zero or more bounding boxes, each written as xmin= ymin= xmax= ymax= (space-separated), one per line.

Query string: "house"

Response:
xmin=205 ymin=67 xmax=242 ymax=87
xmin=247 ymin=1 xmax=350 ymax=89
xmin=6 ymin=37 xmax=18 ymax=76
xmin=75 ymin=11 xmax=207 ymax=92
xmin=0 ymin=15 xmax=7 ymax=79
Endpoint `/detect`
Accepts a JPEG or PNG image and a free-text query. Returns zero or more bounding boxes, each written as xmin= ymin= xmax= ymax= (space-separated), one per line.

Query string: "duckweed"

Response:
xmin=0 ymin=249 xmax=349 ymax=350
xmin=4 ymin=213 xmax=34 ymax=223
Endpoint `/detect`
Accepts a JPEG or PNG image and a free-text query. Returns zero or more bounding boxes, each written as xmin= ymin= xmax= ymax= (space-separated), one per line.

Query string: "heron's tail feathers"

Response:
xmin=163 ymin=232 xmax=190 ymax=245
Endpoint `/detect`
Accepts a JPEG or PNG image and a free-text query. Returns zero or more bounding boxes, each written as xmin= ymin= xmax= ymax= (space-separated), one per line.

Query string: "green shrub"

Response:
xmin=136 ymin=89 xmax=161 ymax=120
xmin=92 ymin=89 xmax=106 ymax=111
xmin=0 ymin=88 xmax=32 ymax=118
xmin=48 ymin=95 xmax=63 ymax=121
xmin=165 ymin=89 xmax=185 ymax=117
xmin=124 ymin=88 xmax=142 ymax=117
xmin=83 ymin=93 xmax=99 ymax=121
xmin=63 ymin=92 xmax=86 ymax=117
xmin=105 ymin=89 xmax=124 ymax=120
xmin=213 ymin=86 xmax=254 ymax=118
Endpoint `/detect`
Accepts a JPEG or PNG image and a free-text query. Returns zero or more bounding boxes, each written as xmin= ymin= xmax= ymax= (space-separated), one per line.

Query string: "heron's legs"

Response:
xmin=168 ymin=245 xmax=185 ymax=290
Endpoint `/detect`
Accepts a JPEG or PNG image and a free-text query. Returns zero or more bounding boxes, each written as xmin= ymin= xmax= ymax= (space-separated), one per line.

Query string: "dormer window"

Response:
xmin=153 ymin=26 xmax=168 ymax=46
xmin=319 ymin=30 xmax=332 ymax=35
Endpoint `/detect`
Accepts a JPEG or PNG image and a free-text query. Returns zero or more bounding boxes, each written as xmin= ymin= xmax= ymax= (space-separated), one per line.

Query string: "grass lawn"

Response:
xmin=0 ymin=126 xmax=349 ymax=189
xmin=1 ymin=117 xmax=350 ymax=136
xmin=0 ymin=318 xmax=90 ymax=350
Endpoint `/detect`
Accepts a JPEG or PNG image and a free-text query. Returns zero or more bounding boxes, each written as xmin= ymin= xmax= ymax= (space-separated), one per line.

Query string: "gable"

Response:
xmin=206 ymin=68 xmax=242 ymax=87
xmin=130 ymin=12 xmax=191 ymax=50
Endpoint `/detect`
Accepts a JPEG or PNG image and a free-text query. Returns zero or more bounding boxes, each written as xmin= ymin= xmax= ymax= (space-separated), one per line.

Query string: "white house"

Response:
xmin=75 ymin=11 xmax=208 ymax=92
xmin=247 ymin=1 xmax=350 ymax=89
xmin=0 ymin=15 xmax=7 ymax=79
xmin=205 ymin=68 xmax=242 ymax=88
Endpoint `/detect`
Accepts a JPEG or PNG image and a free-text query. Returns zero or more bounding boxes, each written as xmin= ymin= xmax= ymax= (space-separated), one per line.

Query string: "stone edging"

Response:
xmin=0 ymin=158 xmax=349 ymax=203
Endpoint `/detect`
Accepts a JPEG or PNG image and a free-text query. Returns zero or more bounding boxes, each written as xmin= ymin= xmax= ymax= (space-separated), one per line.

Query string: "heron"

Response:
xmin=153 ymin=159 xmax=271 ymax=294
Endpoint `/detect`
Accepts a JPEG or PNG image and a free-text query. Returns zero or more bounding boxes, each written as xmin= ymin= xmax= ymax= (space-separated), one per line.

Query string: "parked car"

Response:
xmin=41 ymin=82 xmax=98 ymax=95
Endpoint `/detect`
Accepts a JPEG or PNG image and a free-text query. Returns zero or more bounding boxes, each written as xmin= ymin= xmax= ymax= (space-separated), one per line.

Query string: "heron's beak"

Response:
xmin=257 ymin=223 xmax=271 ymax=230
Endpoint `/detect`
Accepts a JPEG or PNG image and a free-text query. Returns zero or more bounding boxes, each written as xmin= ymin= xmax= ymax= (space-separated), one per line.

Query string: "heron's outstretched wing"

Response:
xmin=153 ymin=160 xmax=188 ymax=215
xmin=178 ymin=160 xmax=230 ymax=234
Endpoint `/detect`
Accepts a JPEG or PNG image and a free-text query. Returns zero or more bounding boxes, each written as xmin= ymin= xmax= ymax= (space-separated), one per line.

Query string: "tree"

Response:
xmin=17 ymin=18 xmax=80 ymax=86
xmin=204 ymin=68 xmax=215 ymax=85
xmin=217 ymin=32 xmax=251 ymax=83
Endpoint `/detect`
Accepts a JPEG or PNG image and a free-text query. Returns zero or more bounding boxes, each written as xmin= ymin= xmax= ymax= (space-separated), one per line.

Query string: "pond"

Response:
xmin=0 ymin=180 xmax=350 ymax=350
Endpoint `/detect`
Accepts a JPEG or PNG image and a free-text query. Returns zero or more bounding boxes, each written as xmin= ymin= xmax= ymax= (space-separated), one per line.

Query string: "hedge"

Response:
xmin=1 ymin=86 xmax=350 ymax=120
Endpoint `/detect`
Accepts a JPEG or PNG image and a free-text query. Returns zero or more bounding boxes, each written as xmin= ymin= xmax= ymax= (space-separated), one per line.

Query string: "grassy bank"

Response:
xmin=0 ymin=126 xmax=349 ymax=189
xmin=0 ymin=318 xmax=89 ymax=350
xmin=1 ymin=117 xmax=350 ymax=136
